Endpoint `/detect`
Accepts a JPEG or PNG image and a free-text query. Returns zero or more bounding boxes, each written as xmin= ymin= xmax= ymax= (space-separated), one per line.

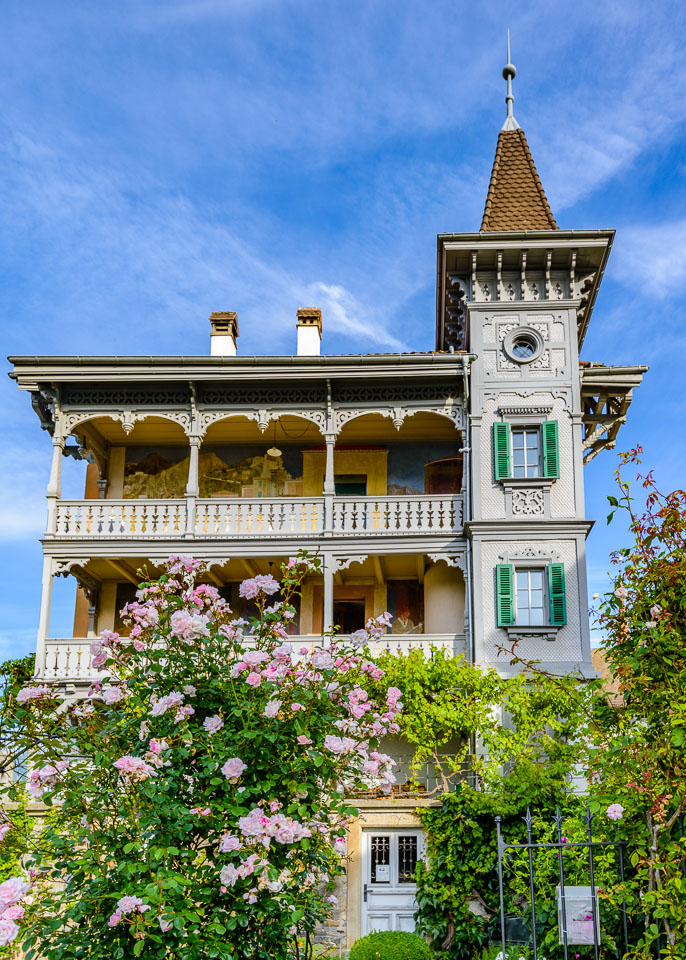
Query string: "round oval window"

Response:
xmin=511 ymin=334 xmax=537 ymax=359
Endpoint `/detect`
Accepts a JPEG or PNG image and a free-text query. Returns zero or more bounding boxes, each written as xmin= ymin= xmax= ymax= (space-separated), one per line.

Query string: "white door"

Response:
xmin=362 ymin=830 xmax=423 ymax=934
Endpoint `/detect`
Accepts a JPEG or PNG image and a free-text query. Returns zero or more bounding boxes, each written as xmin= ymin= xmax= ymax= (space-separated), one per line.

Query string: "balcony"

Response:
xmin=38 ymin=633 xmax=468 ymax=682
xmin=51 ymin=494 xmax=463 ymax=539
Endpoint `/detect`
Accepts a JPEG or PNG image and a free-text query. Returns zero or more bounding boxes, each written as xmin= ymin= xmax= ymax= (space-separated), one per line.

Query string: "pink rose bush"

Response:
xmin=0 ymin=877 xmax=31 ymax=947
xmin=5 ymin=551 xmax=402 ymax=958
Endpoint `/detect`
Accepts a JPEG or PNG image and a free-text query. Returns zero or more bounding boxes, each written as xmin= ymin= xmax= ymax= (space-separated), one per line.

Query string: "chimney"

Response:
xmin=209 ymin=311 xmax=239 ymax=356
xmin=296 ymin=308 xmax=322 ymax=357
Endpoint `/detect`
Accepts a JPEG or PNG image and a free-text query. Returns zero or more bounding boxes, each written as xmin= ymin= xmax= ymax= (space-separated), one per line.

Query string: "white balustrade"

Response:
xmin=194 ymin=498 xmax=324 ymax=537
xmin=331 ymin=495 xmax=462 ymax=534
xmin=40 ymin=639 xmax=104 ymax=681
xmin=51 ymin=495 xmax=462 ymax=538
xmin=38 ymin=634 xmax=467 ymax=682
xmin=54 ymin=500 xmax=186 ymax=537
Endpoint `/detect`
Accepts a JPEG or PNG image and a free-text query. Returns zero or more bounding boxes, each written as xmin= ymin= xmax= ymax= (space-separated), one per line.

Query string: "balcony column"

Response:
xmin=323 ymin=432 xmax=336 ymax=533
xmin=322 ymin=552 xmax=335 ymax=635
xmin=35 ymin=556 xmax=54 ymax=676
xmin=46 ymin=433 xmax=65 ymax=535
xmin=185 ymin=435 xmax=201 ymax=538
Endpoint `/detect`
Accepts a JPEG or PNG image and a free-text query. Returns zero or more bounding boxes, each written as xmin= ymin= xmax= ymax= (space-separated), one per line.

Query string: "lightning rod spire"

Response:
xmin=501 ymin=30 xmax=520 ymax=131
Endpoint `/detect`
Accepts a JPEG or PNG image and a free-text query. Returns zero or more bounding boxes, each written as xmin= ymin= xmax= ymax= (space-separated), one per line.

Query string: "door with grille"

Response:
xmin=362 ymin=830 xmax=423 ymax=934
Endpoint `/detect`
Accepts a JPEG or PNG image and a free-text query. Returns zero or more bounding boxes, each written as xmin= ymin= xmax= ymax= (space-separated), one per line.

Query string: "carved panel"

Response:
xmin=511 ymin=488 xmax=545 ymax=516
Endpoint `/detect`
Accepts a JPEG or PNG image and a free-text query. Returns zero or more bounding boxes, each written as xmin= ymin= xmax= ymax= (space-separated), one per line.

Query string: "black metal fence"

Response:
xmin=495 ymin=807 xmax=629 ymax=959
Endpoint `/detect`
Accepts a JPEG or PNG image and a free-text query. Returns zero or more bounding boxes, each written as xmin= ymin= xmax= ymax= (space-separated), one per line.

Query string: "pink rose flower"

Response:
xmin=614 ymin=587 xmax=627 ymax=599
xmin=170 ymin=608 xmax=210 ymax=642
xmin=607 ymin=803 xmax=624 ymax=821
xmin=264 ymin=700 xmax=282 ymax=718
xmin=113 ymin=756 xmax=157 ymax=780
xmin=116 ymin=895 xmax=149 ymax=915
xmin=245 ymin=672 xmax=262 ymax=687
xmin=290 ymin=702 xmax=304 ymax=712
xmin=108 ymin=913 xmax=122 ymax=927
xmin=203 ymin=715 xmax=224 ymax=734
xmin=219 ymin=833 xmax=242 ymax=852
xmin=2 ymin=905 xmax=24 ymax=921
xmin=0 ymin=823 xmax=10 ymax=842
xmin=102 ymin=686 xmax=124 ymax=705
xmin=0 ymin=919 xmax=19 ymax=947
xmin=16 ymin=685 xmax=52 ymax=704
xmin=239 ymin=574 xmax=280 ymax=599
xmin=221 ymin=758 xmax=247 ymax=780
xmin=243 ymin=650 xmax=269 ymax=667
xmin=0 ymin=877 xmax=29 ymax=910
xmin=158 ymin=915 xmax=173 ymax=932
xmin=297 ymin=735 xmax=312 ymax=745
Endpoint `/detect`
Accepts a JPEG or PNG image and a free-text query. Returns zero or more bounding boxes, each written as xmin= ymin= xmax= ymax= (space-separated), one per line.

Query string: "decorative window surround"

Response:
xmin=505 ymin=625 xmax=559 ymax=643
xmin=497 ymin=404 xmax=553 ymax=419
xmin=502 ymin=476 xmax=553 ymax=518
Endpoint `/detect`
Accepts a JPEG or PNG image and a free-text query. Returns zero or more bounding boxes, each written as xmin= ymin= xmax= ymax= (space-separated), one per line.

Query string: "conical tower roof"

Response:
xmin=480 ymin=35 xmax=558 ymax=232
xmin=480 ymin=127 xmax=558 ymax=231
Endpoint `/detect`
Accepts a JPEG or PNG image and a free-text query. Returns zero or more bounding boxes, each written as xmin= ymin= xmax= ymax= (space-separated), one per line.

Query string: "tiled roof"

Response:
xmin=480 ymin=128 xmax=558 ymax=232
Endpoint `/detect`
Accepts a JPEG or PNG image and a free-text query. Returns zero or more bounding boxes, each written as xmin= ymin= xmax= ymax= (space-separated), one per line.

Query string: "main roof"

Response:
xmin=480 ymin=127 xmax=558 ymax=232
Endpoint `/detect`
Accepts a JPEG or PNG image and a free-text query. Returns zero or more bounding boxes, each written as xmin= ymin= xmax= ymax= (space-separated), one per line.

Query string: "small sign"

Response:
xmin=374 ymin=865 xmax=390 ymax=882
xmin=557 ymin=885 xmax=600 ymax=945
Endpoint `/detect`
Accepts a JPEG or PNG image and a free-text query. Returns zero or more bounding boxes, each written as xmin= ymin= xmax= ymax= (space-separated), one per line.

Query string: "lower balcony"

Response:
xmin=38 ymin=634 xmax=468 ymax=682
xmin=51 ymin=495 xmax=463 ymax=539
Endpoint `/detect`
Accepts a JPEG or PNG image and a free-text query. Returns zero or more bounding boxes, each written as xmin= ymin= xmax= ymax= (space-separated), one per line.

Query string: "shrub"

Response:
xmin=349 ymin=930 xmax=431 ymax=960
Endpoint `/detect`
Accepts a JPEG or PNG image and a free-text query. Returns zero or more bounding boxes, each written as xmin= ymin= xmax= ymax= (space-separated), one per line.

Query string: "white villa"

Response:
xmin=8 ymin=55 xmax=646 ymax=948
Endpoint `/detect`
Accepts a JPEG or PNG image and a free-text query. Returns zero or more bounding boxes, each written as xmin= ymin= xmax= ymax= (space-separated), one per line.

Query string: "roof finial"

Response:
xmin=501 ymin=29 xmax=520 ymax=132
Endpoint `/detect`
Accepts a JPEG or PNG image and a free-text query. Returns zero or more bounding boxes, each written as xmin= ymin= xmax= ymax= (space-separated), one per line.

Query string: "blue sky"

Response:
xmin=1 ymin=0 xmax=685 ymax=660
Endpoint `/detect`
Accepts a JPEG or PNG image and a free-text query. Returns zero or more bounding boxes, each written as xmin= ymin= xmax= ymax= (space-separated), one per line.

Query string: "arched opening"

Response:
xmin=200 ymin=415 xmax=324 ymax=499
xmin=332 ymin=412 xmax=462 ymax=496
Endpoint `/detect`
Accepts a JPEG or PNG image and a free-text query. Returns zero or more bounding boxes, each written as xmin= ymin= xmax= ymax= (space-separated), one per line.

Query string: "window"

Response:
xmin=515 ymin=569 xmax=545 ymax=625
xmin=512 ymin=429 xmax=541 ymax=478
xmin=496 ymin=563 xmax=567 ymax=628
xmin=493 ymin=421 xmax=559 ymax=481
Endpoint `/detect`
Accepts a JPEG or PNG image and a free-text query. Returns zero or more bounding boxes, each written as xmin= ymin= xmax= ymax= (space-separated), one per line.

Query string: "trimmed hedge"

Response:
xmin=349 ymin=930 xmax=431 ymax=960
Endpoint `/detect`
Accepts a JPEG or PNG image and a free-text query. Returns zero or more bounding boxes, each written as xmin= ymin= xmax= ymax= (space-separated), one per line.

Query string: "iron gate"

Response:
xmin=495 ymin=807 xmax=629 ymax=959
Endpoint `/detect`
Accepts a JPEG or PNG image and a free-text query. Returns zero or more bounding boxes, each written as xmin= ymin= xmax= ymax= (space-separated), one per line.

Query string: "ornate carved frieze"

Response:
xmin=333 ymin=382 xmax=459 ymax=405
xmin=497 ymin=546 xmax=560 ymax=563
xmin=427 ymin=552 xmax=467 ymax=574
xmin=511 ymin=488 xmax=545 ymax=516
xmin=199 ymin=384 xmax=327 ymax=405
xmin=443 ymin=274 xmax=468 ymax=351
xmin=63 ymin=386 xmax=190 ymax=406
xmin=333 ymin=555 xmax=368 ymax=572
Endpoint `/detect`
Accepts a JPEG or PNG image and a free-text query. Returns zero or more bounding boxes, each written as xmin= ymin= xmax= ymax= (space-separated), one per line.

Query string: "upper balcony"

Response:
xmin=38 ymin=385 xmax=466 ymax=545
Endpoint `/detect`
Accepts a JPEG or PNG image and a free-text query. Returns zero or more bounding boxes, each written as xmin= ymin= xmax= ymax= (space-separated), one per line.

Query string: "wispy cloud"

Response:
xmin=611 ymin=220 xmax=686 ymax=299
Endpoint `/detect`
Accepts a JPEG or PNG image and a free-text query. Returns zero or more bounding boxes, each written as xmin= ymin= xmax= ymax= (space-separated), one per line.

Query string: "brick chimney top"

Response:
xmin=209 ymin=311 xmax=239 ymax=356
xmin=296 ymin=308 xmax=322 ymax=333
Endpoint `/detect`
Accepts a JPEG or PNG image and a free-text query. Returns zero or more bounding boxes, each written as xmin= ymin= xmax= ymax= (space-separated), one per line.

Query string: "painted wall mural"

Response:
xmin=121 ymin=442 xmax=461 ymax=499
xmin=387 ymin=580 xmax=425 ymax=634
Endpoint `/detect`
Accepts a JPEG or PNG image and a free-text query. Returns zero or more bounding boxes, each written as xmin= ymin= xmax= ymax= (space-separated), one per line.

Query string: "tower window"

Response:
xmin=512 ymin=429 xmax=541 ymax=478
xmin=515 ymin=569 xmax=545 ymax=626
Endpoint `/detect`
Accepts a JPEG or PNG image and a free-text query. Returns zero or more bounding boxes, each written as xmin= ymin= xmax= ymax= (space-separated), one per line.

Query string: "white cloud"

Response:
xmin=611 ymin=220 xmax=686 ymax=299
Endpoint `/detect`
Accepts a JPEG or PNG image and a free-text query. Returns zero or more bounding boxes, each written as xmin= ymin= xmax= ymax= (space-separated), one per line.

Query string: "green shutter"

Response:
xmin=493 ymin=422 xmax=511 ymax=481
xmin=542 ymin=420 xmax=560 ymax=478
xmin=548 ymin=563 xmax=567 ymax=626
xmin=496 ymin=564 xmax=515 ymax=627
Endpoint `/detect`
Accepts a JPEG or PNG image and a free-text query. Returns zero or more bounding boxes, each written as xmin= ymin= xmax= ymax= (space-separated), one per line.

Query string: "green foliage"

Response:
xmin=589 ymin=450 xmax=686 ymax=955
xmin=364 ymin=647 xmax=589 ymax=806
xmin=349 ymin=930 xmax=431 ymax=960
xmin=414 ymin=792 xmax=631 ymax=959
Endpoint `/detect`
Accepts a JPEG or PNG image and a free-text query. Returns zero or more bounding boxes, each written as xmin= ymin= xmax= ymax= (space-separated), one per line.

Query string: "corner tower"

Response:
xmin=436 ymin=43 xmax=645 ymax=677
